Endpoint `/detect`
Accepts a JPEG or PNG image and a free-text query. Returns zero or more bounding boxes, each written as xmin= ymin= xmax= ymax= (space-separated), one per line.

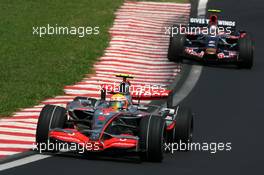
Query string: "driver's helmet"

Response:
xmin=110 ymin=94 xmax=129 ymax=110
xmin=209 ymin=25 xmax=217 ymax=36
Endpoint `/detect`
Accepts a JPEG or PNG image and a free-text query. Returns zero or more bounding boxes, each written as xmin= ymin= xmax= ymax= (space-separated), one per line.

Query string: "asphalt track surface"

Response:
xmin=2 ymin=0 xmax=264 ymax=174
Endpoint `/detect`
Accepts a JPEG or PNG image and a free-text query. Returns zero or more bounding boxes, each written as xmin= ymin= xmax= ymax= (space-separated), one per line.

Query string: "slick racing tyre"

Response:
xmin=168 ymin=25 xmax=186 ymax=62
xmin=139 ymin=115 xmax=165 ymax=162
xmin=238 ymin=35 xmax=254 ymax=69
xmin=36 ymin=105 xmax=67 ymax=151
xmin=173 ymin=106 xmax=193 ymax=151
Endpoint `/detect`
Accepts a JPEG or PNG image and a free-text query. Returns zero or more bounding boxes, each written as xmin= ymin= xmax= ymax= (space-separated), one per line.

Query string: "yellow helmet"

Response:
xmin=110 ymin=94 xmax=128 ymax=110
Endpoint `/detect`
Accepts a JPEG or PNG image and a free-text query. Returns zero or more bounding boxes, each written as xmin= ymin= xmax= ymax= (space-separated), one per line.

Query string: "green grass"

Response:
xmin=0 ymin=0 xmax=188 ymax=116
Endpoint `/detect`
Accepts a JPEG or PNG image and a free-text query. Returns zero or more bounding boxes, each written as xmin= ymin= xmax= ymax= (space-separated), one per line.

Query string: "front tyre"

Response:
xmin=237 ymin=35 xmax=254 ymax=69
xmin=174 ymin=106 xmax=193 ymax=151
xmin=36 ymin=105 xmax=67 ymax=151
xmin=139 ymin=115 xmax=165 ymax=162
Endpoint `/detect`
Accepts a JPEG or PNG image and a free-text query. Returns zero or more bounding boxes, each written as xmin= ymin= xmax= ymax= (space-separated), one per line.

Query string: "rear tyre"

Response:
xmin=168 ymin=25 xmax=186 ymax=62
xmin=237 ymin=35 xmax=254 ymax=69
xmin=36 ymin=105 xmax=67 ymax=151
xmin=174 ymin=106 xmax=193 ymax=151
xmin=139 ymin=115 xmax=165 ymax=162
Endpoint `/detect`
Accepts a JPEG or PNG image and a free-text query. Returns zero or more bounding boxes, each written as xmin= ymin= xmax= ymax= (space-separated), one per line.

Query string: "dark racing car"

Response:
xmin=35 ymin=74 xmax=194 ymax=162
xmin=168 ymin=9 xmax=254 ymax=69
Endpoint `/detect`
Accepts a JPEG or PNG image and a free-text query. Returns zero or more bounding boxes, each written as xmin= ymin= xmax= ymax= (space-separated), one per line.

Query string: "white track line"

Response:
xmin=0 ymin=151 xmax=22 ymax=156
xmin=0 ymin=155 xmax=51 ymax=171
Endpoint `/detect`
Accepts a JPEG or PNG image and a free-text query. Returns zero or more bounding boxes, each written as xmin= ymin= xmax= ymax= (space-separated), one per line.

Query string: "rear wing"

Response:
xmin=188 ymin=17 xmax=236 ymax=33
xmin=190 ymin=9 xmax=235 ymax=28
xmin=100 ymin=74 xmax=171 ymax=101
xmin=100 ymin=83 xmax=171 ymax=101
xmin=131 ymin=89 xmax=171 ymax=100
xmin=189 ymin=18 xmax=236 ymax=27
